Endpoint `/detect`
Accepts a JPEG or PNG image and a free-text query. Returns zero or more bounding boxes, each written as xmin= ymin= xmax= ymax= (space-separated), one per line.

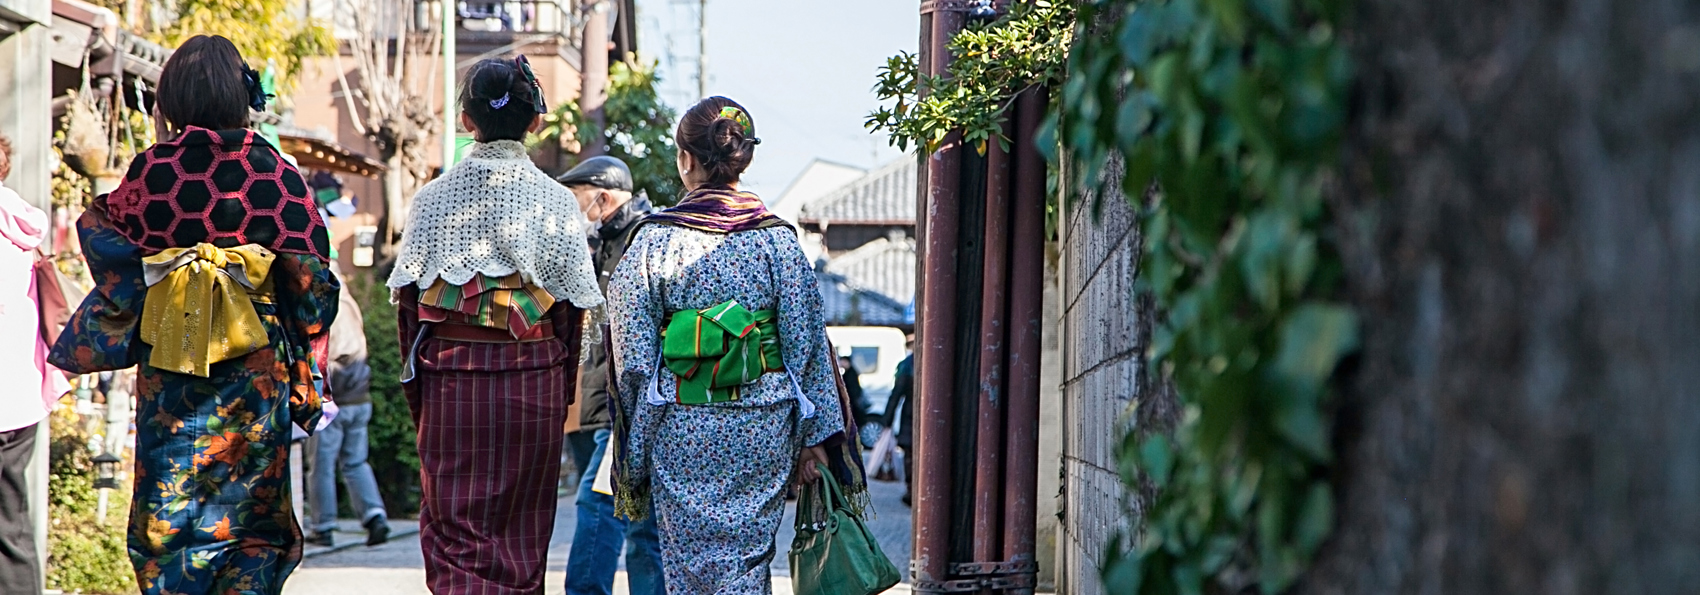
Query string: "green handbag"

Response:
xmin=789 ymin=463 xmax=903 ymax=595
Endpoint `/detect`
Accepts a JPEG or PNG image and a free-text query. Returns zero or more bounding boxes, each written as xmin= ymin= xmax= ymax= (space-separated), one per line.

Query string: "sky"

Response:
xmin=632 ymin=0 xmax=919 ymax=198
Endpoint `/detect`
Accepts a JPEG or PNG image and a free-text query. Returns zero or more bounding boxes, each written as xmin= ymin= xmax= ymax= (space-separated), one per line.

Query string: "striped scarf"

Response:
xmin=642 ymin=185 xmax=790 ymax=234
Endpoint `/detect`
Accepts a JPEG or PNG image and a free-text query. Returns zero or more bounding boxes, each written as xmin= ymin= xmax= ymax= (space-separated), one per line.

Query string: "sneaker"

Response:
xmin=364 ymin=516 xmax=391 ymax=547
xmin=307 ymin=532 xmax=334 ymax=547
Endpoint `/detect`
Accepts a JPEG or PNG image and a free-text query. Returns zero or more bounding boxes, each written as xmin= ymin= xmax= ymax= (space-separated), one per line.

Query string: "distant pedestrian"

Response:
xmin=307 ymin=263 xmax=390 ymax=548
xmin=882 ymin=338 xmax=916 ymax=505
xmin=840 ymin=354 xmax=871 ymax=428
xmin=557 ymin=156 xmax=666 ymax=595
xmin=607 ymin=97 xmax=868 ymax=594
xmin=0 ymin=131 xmax=54 ymax=595
xmin=47 ymin=35 xmax=341 ymax=595
xmin=388 ymin=55 xmax=603 ymax=594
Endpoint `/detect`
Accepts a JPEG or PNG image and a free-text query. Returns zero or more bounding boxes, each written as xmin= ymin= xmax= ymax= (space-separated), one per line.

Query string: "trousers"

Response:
xmin=310 ymin=402 xmax=387 ymax=532
xmin=0 ymin=424 xmax=41 ymax=594
xmin=565 ymin=428 xmax=665 ymax=595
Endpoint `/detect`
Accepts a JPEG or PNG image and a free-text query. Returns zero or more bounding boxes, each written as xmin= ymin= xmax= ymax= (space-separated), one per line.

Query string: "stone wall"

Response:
xmin=1055 ymin=178 xmax=1143 ymax=595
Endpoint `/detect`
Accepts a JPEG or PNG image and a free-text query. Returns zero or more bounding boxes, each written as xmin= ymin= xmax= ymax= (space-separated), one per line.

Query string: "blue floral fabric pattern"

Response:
xmin=608 ymin=223 xmax=843 ymax=593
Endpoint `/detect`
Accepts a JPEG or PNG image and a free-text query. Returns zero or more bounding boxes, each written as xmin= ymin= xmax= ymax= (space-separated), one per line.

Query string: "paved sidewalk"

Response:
xmin=302 ymin=518 xmax=422 ymax=558
xmin=285 ymin=473 xmax=914 ymax=594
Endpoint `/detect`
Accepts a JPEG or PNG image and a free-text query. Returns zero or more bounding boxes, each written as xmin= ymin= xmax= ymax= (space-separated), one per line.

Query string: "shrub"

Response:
xmin=350 ymin=270 xmax=422 ymax=516
xmin=46 ymin=399 xmax=135 ymax=595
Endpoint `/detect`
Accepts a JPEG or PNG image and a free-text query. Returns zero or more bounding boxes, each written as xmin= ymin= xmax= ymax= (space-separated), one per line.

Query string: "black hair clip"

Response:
xmin=514 ymin=55 xmax=547 ymax=114
xmin=242 ymin=65 xmax=272 ymax=112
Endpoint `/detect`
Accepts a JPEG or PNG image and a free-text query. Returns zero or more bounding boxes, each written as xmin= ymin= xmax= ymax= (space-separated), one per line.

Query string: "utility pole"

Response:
xmin=580 ymin=0 xmax=611 ymax=157
xmin=442 ymin=0 xmax=458 ymax=169
xmin=697 ymin=0 xmax=707 ymax=99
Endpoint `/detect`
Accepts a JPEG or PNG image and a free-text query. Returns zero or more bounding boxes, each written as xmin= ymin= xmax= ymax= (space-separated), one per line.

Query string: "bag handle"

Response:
xmin=793 ymin=462 xmax=850 ymax=532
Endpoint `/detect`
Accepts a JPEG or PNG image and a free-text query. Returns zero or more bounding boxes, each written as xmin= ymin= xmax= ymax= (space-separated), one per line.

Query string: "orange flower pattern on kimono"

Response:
xmin=48 ymin=200 xmax=340 ymax=595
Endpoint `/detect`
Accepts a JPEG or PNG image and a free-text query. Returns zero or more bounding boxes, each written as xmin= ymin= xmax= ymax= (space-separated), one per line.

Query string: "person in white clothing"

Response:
xmin=0 ymin=132 xmax=59 ymax=595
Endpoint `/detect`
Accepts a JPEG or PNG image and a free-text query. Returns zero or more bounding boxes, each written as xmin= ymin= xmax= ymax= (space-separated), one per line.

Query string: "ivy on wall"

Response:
xmin=1054 ymin=0 xmax=1357 ymax=592
xmin=868 ymin=0 xmax=1359 ymax=591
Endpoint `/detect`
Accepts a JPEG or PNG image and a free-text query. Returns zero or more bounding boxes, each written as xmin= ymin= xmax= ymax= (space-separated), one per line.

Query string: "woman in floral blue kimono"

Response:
xmin=607 ymin=97 xmax=867 ymax=594
xmin=48 ymin=36 xmax=339 ymax=595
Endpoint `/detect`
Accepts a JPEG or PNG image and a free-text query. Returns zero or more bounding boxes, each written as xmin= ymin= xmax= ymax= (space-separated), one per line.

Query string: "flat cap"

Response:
xmin=556 ymin=155 xmax=633 ymax=191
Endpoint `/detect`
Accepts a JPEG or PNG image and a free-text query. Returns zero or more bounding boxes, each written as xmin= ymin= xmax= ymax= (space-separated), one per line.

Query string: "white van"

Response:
xmin=825 ymin=326 xmax=910 ymax=418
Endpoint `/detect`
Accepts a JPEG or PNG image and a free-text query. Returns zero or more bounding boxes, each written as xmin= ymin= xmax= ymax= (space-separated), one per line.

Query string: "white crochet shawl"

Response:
xmin=386 ymin=141 xmax=604 ymax=310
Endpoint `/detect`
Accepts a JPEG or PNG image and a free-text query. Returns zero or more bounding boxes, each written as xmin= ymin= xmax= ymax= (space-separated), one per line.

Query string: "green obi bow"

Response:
xmin=661 ymin=300 xmax=785 ymax=404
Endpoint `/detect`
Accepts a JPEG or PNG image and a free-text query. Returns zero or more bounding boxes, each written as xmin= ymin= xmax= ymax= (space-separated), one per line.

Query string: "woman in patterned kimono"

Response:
xmin=606 ymin=97 xmax=866 ymax=594
xmin=387 ymin=56 xmax=603 ymax=595
xmin=47 ymin=35 xmax=339 ymax=595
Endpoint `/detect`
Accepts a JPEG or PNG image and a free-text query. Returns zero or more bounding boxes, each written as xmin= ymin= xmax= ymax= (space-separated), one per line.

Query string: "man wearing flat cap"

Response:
xmin=557 ymin=156 xmax=665 ymax=595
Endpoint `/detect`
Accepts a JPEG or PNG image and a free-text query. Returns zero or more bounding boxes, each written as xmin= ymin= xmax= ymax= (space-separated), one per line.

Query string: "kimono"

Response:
xmin=607 ymin=186 xmax=859 ymax=594
xmin=48 ymin=127 xmax=338 ymax=595
xmin=387 ymin=140 xmax=603 ymax=594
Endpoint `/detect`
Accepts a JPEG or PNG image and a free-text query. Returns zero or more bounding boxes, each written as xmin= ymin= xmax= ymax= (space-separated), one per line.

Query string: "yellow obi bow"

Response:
xmin=140 ymin=243 xmax=277 ymax=377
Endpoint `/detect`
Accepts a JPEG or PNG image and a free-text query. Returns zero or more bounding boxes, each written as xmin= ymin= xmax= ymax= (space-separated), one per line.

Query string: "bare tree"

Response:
xmin=335 ymin=0 xmax=443 ymax=243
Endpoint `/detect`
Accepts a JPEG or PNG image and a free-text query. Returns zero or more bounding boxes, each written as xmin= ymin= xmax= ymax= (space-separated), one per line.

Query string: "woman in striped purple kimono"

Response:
xmin=387 ymin=56 xmax=603 ymax=594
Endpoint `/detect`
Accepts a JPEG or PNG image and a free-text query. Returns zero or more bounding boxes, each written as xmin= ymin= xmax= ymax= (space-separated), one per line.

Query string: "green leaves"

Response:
xmin=159 ymin=0 xmax=334 ymax=96
xmin=541 ymin=60 xmax=683 ymax=205
xmin=865 ymin=3 xmax=1076 ymax=153
xmin=1060 ymin=0 xmax=1356 ymax=593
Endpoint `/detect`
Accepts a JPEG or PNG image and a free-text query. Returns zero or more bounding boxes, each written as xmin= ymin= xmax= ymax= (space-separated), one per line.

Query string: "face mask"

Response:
xmin=584 ymin=191 xmax=607 ymax=236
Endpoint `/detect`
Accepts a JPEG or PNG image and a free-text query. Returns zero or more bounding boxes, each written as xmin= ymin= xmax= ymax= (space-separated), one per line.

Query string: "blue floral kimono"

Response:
xmin=48 ymin=130 xmax=339 ymax=595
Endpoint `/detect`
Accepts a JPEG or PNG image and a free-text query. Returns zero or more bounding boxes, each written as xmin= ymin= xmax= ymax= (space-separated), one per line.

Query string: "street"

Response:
xmin=284 ymin=473 xmax=915 ymax=594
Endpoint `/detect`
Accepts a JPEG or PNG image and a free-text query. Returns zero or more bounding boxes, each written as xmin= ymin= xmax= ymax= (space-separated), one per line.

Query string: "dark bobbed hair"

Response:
xmin=675 ymin=96 xmax=756 ymax=186
xmin=156 ymin=35 xmax=252 ymax=132
xmin=459 ymin=58 xmax=542 ymax=142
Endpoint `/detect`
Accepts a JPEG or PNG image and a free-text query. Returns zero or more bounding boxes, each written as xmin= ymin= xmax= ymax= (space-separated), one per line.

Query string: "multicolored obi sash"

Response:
xmin=417 ymin=273 xmax=557 ymax=340
xmin=660 ymin=300 xmax=785 ymax=404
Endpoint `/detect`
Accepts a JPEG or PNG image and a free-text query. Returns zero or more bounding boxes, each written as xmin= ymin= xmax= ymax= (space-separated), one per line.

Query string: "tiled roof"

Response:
xmin=798 ymin=156 xmax=917 ymax=225
xmin=823 ymin=237 xmax=915 ymax=306
xmin=814 ymin=236 xmax=916 ymax=326
xmin=817 ymin=272 xmax=908 ymax=326
xmin=772 ymin=159 xmax=867 ymax=222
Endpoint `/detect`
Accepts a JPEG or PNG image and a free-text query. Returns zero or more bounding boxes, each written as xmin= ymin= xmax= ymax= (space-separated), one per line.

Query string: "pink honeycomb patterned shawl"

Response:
xmin=105 ymin=126 xmax=330 ymax=261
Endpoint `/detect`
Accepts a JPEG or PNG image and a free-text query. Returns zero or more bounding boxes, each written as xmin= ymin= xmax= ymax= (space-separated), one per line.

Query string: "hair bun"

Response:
xmin=675 ymin=97 xmax=758 ymax=185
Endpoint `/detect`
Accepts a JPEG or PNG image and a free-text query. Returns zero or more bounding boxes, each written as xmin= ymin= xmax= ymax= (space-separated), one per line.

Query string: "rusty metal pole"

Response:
xmin=913 ymin=1 xmax=966 ymax=591
xmin=1001 ymin=87 xmax=1047 ymax=595
xmin=972 ymin=124 xmax=1013 ymax=584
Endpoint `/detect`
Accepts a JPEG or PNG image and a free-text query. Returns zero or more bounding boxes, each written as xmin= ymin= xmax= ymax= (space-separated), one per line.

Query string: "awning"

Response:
xmin=50 ymin=0 xmax=170 ymax=83
xmin=277 ymin=131 xmax=387 ymax=178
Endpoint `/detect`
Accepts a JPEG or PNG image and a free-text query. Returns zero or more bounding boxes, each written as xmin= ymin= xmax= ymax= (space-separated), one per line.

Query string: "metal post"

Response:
xmin=972 ymin=123 xmax=1012 ymax=582
xmin=913 ymin=2 xmax=965 ymax=591
xmin=697 ymin=0 xmax=708 ymax=99
xmin=441 ymin=0 xmax=458 ymax=169
xmin=1001 ymin=87 xmax=1048 ymax=595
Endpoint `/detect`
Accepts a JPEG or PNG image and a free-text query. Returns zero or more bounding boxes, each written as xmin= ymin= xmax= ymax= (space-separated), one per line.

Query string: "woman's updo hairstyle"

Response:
xmin=676 ymin=96 xmax=760 ymax=186
xmin=460 ymin=56 xmax=548 ymax=142
xmin=156 ymin=35 xmax=260 ymax=132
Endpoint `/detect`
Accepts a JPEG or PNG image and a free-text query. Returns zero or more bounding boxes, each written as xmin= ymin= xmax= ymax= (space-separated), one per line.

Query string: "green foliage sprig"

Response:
xmin=867 ymin=1 xmax=1075 ymax=154
xmin=1054 ymin=0 xmax=1357 ymax=592
xmin=541 ymin=60 xmax=684 ymax=205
